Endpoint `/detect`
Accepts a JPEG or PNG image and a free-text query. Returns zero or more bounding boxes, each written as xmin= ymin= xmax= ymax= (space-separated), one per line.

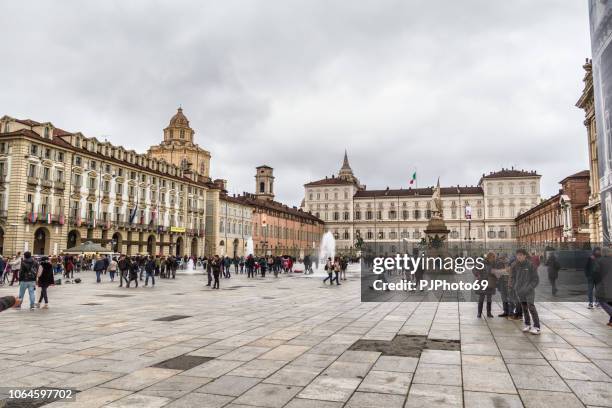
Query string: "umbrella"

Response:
xmin=63 ymin=241 xmax=115 ymax=255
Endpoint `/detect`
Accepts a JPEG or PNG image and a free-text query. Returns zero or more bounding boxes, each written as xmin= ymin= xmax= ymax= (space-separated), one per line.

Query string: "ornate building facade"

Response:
xmin=148 ymin=107 xmax=212 ymax=180
xmin=516 ymin=171 xmax=590 ymax=245
xmin=302 ymin=153 xmax=541 ymax=254
xmin=230 ymin=166 xmax=324 ymax=258
xmin=0 ymin=112 xmax=215 ymax=257
xmin=576 ymin=59 xmax=604 ymax=243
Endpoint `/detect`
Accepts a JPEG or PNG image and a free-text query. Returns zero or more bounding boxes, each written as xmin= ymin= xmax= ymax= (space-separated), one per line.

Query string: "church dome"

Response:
xmin=168 ymin=107 xmax=190 ymax=128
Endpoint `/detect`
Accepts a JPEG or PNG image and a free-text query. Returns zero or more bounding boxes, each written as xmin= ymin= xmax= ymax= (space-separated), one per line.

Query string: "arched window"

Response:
xmin=259 ymin=182 xmax=265 ymax=193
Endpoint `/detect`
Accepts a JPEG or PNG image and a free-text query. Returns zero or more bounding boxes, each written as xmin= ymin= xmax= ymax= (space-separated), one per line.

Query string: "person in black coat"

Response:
xmin=36 ymin=257 xmax=54 ymax=308
xmin=545 ymin=253 xmax=561 ymax=296
xmin=127 ymin=258 xmax=139 ymax=288
xmin=0 ymin=296 xmax=20 ymax=312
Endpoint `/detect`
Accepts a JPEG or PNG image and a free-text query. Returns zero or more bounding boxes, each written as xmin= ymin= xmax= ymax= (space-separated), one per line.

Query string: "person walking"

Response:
xmin=323 ymin=257 xmax=333 ymax=285
xmin=93 ymin=255 xmax=105 ymax=283
xmin=10 ymin=252 xmax=21 ymax=286
xmin=513 ymin=249 xmax=541 ymax=335
xmin=36 ymin=256 xmax=54 ymax=309
xmin=144 ymin=256 xmax=156 ymax=287
xmin=1 ymin=256 xmax=9 ymax=284
xmin=332 ymin=257 xmax=341 ymax=285
xmin=127 ymin=257 xmax=139 ymax=288
xmin=585 ymin=247 xmax=601 ymax=309
xmin=545 ymin=252 xmax=561 ymax=296
xmin=18 ymin=251 xmax=37 ymax=310
xmin=118 ymin=255 xmax=129 ymax=287
xmin=108 ymin=257 xmax=118 ymax=282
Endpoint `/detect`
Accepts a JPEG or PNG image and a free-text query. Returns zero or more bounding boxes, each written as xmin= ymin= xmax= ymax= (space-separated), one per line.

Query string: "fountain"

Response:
xmin=312 ymin=231 xmax=336 ymax=276
xmin=245 ymin=237 xmax=254 ymax=256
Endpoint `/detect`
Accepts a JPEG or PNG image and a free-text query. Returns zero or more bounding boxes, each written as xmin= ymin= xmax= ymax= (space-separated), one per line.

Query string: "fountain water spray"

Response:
xmin=245 ymin=237 xmax=254 ymax=256
xmin=313 ymin=231 xmax=336 ymax=276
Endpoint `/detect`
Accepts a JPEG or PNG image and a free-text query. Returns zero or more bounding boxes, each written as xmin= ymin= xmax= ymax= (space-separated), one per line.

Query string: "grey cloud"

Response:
xmin=0 ymin=0 xmax=591 ymax=205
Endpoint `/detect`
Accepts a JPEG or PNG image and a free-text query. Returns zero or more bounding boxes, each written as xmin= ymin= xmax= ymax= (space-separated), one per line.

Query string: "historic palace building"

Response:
xmin=218 ymin=184 xmax=254 ymax=258
xmin=302 ymin=152 xmax=541 ymax=254
xmin=0 ymin=112 xmax=216 ymax=257
xmin=516 ymin=171 xmax=590 ymax=245
xmin=577 ymin=59 xmax=604 ymax=243
xmin=230 ymin=166 xmax=324 ymax=258
xmin=0 ymin=111 xmax=325 ymax=258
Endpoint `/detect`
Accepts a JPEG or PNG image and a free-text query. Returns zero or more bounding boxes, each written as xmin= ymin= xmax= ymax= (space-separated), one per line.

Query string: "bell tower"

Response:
xmin=255 ymin=165 xmax=274 ymax=201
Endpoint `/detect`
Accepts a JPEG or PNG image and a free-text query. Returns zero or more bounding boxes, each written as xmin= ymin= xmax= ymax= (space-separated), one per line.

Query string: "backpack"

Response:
xmin=21 ymin=261 xmax=37 ymax=281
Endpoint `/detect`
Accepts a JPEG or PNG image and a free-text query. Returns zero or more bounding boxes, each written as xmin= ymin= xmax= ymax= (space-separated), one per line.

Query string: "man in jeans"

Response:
xmin=93 ymin=255 xmax=105 ymax=283
xmin=513 ymin=249 xmax=541 ymax=335
xmin=144 ymin=256 xmax=156 ymax=287
xmin=18 ymin=251 xmax=37 ymax=310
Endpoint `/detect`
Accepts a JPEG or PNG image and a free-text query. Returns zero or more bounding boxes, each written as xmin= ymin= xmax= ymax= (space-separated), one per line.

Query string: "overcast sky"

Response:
xmin=0 ymin=1 xmax=592 ymax=205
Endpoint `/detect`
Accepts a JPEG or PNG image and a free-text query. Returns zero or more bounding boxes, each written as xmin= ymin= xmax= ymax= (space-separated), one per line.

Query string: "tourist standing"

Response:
xmin=145 ymin=256 xmax=156 ymax=287
xmin=65 ymin=257 xmax=74 ymax=280
xmin=474 ymin=252 xmax=497 ymax=318
xmin=340 ymin=257 xmax=348 ymax=280
xmin=545 ymin=252 xmax=561 ymax=296
xmin=36 ymin=256 xmax=54 ymax=309
xmin=211 ymin=255 xmax=221 ymax=289
xmin=496 ymin=254 xmax=511 ymax=317
xmin=513 ymin=249 xmax=541 ymax=335
xmin=18 ymin=251 xmax=37 ymax=310
xmin=585 ymin=247 xmax=601 ymax=309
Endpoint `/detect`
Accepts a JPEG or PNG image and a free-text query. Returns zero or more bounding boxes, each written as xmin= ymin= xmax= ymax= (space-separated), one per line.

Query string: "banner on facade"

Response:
xmin=590 ymin=0 xmax=612 ymax=243
xmin=170 ymin=226 xmax=185 ymax=233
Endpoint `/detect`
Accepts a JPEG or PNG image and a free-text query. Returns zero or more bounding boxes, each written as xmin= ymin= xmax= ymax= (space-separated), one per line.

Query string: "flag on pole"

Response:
xmin=59 ymin=214 xmax=65 ymax=225
xmin=47 ymin=213 xmax=52 ymax=224
xmin=409 ymin=171 xmax=417 ymax=185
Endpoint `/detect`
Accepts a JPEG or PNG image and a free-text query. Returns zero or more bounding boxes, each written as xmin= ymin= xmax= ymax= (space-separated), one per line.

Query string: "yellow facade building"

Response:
xmin=0 ymin=111 xmax=218 ymax=257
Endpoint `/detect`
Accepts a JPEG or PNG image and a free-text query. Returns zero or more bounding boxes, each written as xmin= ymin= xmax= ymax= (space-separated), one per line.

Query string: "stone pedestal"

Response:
xmin=424 ymin=217 xmax=451 ymax=272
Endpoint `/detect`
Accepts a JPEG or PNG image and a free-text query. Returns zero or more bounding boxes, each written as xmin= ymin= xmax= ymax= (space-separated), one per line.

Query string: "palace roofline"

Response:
xmin=354 ymin=186 xmax=483 ymax=198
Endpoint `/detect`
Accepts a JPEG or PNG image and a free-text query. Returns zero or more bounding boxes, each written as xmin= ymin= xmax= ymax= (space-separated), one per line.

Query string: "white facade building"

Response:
xmin=303 ymin=153 xmax=541 ymax=254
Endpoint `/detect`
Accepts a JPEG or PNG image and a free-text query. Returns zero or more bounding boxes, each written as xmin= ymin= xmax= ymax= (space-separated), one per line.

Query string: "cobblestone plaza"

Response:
xmin=0 ymin=267 xmax=611 ymax=408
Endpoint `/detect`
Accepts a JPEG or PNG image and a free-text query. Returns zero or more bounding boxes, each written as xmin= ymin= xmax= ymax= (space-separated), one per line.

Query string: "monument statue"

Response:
xmin=431 ymin=178 xmax=443 ymax=219
xmin=424 ymin=177 xmax=450 ymax=264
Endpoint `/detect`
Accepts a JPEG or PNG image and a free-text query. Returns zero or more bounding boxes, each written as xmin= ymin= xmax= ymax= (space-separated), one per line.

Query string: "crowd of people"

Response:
xmin=472 ymin=247 xmax=612 ymax=332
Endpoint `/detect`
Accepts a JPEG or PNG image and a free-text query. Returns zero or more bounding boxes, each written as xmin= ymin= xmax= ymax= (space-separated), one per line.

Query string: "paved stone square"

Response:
xmin=0 ymin=267 xmax=611 ymax=408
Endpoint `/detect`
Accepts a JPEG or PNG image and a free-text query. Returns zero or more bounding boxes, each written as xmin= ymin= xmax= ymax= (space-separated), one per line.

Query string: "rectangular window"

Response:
xmin=28 ymin=164 xmax=37 ymax=177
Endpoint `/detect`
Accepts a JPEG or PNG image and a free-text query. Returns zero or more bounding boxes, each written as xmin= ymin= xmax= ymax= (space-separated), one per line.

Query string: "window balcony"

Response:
xmin=27 ymin=176 xmax=39 ymax=185
xmin=41 ymin=179 xmax=53 ymax=188
xmin=0 ymin=209 xmax=7 ymax=219
xmin=54 ymin=181 xmax=65 ymax=190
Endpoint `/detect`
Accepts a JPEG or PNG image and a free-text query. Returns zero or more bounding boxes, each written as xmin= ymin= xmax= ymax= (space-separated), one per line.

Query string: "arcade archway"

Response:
xmin=33 ymin=227 xmax=50 ymax=255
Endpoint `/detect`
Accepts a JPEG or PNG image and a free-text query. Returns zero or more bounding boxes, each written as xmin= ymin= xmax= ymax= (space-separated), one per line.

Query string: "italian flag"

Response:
xmin=409 ymin=171 xmax=417 ymax=185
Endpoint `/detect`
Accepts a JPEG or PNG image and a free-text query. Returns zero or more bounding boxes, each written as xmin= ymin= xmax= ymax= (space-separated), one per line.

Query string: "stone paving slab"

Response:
xmin=0 ymin=265 xmax=610 ymax=407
